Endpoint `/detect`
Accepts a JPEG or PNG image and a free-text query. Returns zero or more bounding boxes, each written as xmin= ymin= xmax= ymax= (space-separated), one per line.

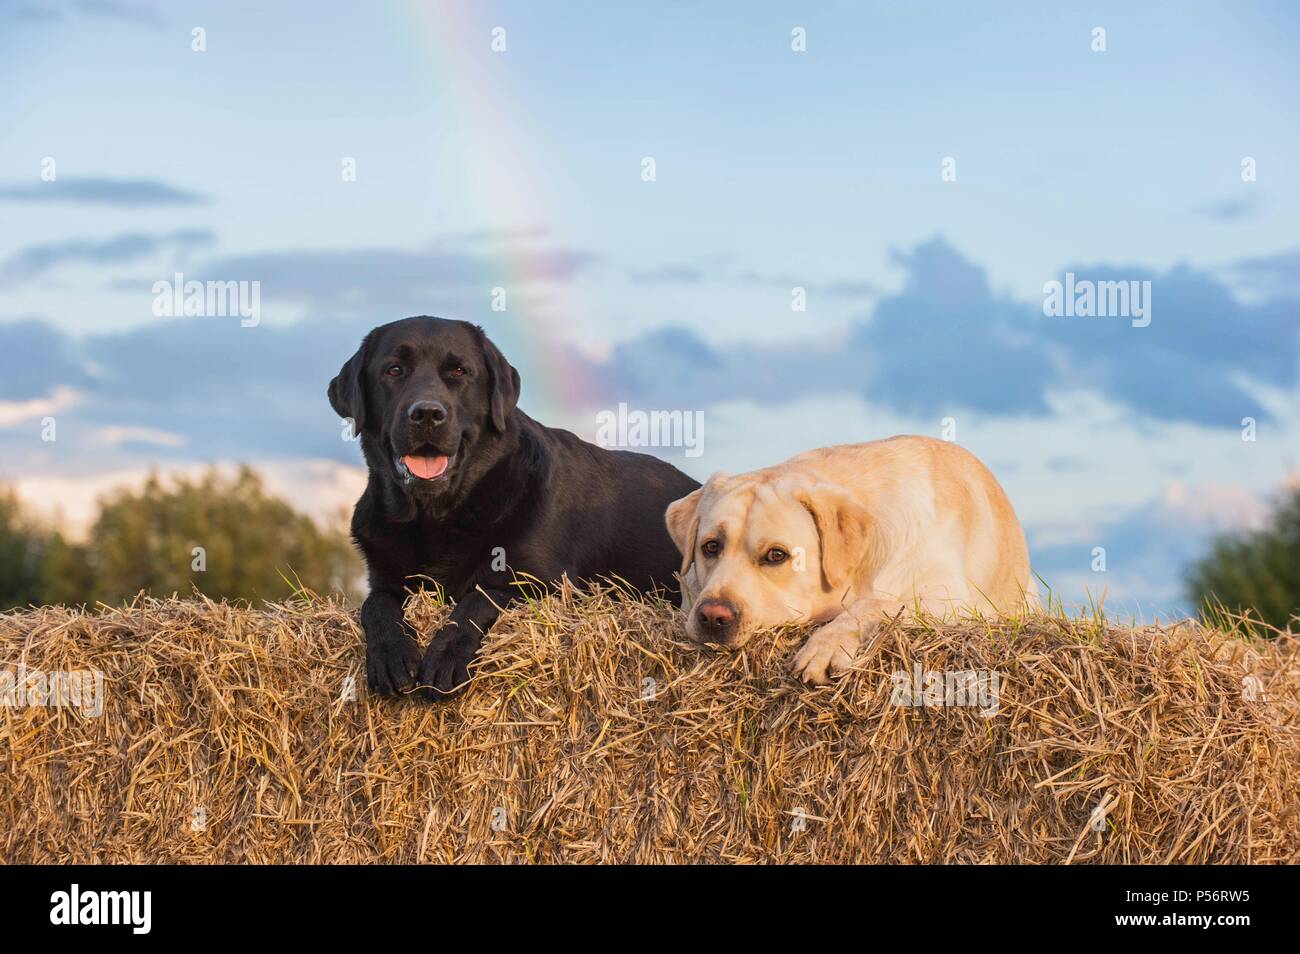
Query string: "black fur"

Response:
xmin=328 ymin=316 xmax=699 ymax=699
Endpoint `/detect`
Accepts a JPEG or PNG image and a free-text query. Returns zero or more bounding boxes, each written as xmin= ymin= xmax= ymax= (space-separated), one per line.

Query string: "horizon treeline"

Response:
xmin=0 ymin=468 xmax=1296 ymax=633
xmin=0 ymin=466 xmax=362 ymax=610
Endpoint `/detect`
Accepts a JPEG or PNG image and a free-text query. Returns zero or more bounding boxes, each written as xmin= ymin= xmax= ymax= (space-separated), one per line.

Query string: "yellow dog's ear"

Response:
xmin=794 ymin=483 xmax=872 ymax=592
xmin=665 ymin=488 xmax=703 ymax=577
xmin=665 ymin=472 xmax=729 ymax=577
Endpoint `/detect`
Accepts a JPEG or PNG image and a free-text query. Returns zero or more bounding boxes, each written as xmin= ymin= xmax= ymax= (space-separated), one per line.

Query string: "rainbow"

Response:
xmin=394 ymin=1 xmax=605 ymax=420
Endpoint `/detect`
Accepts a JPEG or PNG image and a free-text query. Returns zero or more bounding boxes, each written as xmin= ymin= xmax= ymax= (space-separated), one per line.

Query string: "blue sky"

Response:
xmin=1 ymin=0 xmax=1297 ymax=616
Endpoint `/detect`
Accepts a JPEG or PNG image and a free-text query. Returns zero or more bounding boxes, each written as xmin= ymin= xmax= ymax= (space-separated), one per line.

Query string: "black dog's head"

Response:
xmin=328 ymin=317 xmax=521 ymax=514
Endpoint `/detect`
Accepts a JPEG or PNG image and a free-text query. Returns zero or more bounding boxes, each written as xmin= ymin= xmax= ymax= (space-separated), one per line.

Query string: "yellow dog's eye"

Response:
xmin=763 ymin=547 xmax=788 ymax=565
xmin=701 ymin=539 xmax=721 ymax=557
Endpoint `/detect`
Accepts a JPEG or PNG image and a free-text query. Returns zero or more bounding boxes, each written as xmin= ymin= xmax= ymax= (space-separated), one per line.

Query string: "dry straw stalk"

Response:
xmin=1 ymin=585 xmax=1296 ymax=863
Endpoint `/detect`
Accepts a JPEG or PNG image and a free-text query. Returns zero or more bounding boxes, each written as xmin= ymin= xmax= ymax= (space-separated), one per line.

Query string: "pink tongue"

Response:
xmin=403 ymin=455 xmax=449 ymax=480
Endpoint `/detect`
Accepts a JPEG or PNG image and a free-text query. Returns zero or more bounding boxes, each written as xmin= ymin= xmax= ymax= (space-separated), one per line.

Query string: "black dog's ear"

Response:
xmin=477 ymin=326 xmax=521 ymax=432
xmin=328 ymin=332 xmax=373 ymax=435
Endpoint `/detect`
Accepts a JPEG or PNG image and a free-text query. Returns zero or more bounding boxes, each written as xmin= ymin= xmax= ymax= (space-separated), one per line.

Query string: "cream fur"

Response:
xmin=664 ymin=435 xmax=1036 ymax=684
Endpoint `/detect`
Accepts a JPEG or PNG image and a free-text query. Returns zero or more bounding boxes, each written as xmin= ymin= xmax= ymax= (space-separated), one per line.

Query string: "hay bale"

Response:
xmin=1 ymin=588 xmax=1296 ymax=863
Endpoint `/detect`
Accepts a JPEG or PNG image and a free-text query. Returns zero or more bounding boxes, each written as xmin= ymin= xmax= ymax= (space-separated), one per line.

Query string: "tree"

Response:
xmin=0 ymin=489 xmax=93 ymax=609
xmin=83 ymin=467 xmax=362 ymax=605
xmin=0 ymin=488 xmax=51 ymax=609
xmin=1188 ymin=486 xmax=1300 ymax=633
xmin=1 ymin=471 xmax=361 ymax=607
xmin=38 ymin=534 xmax=95 ymax=606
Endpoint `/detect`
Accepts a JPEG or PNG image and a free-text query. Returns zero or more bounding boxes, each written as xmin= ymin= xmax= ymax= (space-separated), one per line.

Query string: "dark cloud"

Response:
xmin=191 ymin=244 xmax=598 ymax=309
xmin=73 ymin=0 xmax=163 ymax=27
xmin=587 ymin=324 xmax=863 ymax=413
xmin=79 ymin=317 xmax=368 ymax=460
xmin=0 ymin=178 xmax=206 ymax=206
xmin=10 ymin=4 xmax=61 ymax=21
xmin=1225 ymin=250 xmax=1300 ymax=298
xmin=0 ymin=314 xmax=376 ymax=465
xmin=602 ymin=238 xmax=1298 ymax=427
xmin=1191 ymin=195 xmax=1261 ymax=222
xmin=848 ymin=239 xmax=1055 ymax=416
xmin=1041 ymin=260 xmax=1295 ymax=424
xmin=0 ymin=229 xmax=214 ymax=284
xmin=0 ymin=232 xmax=604 ymax=469
xmin=0 ymin=318 xmax=93 ymax=400
xmin=0 ymin=307 xmax=592 ymax=468
xmin=1028 ymin=486 xmax=1265 ymax=618
xmin=7 ymin=0 xmax=163 ymax=26
xmin=3 ymin=237 xmax=1296 ymax=479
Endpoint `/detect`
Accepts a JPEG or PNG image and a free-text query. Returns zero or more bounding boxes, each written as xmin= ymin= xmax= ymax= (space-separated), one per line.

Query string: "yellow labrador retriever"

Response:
xmin=665 ymin=435 xmax=1035 ymax=684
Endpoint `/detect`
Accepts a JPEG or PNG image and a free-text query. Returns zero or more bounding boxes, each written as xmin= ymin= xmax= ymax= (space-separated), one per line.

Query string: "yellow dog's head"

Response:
xmin=665 ymin=472 xmax=871 ymax=647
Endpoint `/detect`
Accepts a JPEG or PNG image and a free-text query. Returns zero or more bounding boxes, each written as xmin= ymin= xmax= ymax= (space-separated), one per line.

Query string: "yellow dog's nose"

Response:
xmin=695 ymin=598 xmax=739 ymax=642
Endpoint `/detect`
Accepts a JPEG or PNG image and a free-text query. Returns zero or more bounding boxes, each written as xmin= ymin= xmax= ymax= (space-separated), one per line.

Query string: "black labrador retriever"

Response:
xmin=328 ymin=316 xmax=699 ymax=698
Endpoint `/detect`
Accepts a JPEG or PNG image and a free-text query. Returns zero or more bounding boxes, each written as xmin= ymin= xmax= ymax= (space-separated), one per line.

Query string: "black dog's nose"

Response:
xmin=406 ymin=401 xmax=448 ymax=426
xmin=695 ymin=599 xmax=739 ymax=641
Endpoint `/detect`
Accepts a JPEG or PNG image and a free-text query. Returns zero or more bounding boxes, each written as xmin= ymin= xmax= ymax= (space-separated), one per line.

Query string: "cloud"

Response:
xmin=72 ymin=0 xmax=164 ymax=27
xmin=1029 ymin=480 xmax=1271 ymax=618
xmin=0 ymin=229 xmax=215 ymax=284
xmin=10 ymin=4 xmax=61 ymax=21
xmin=138 ymin=241 xmax=602 ymax=323
xmin=1045 ymin=456 xmax=1087 ymax=473
xmin=0 ymin=310 xmax=583 ymax=477
xmin=0 ymin=386 xmax=79 ymax=427
xmin=733 ymin=271 xmax=880 ymax=300
xmin=593 ymin=237 xmax=1299 ymax=427
xmin=199 ymin=244 xmax=597 ymax=298
xmin=0 ymin=314 xmax=372 ymax=470
xmin=0 ymin=319 xmax=93 ymax=400
xmin=1224 ymin=250 xmax=1300 ymax=299
xmin=1040 ymin=259 xmax=1296 ymax=425
xmin=0 ymin=178 xmax=207 ymax=206
xmin=847 ymin=239 xmax=1055 ymax=416
xmin=0 ymin=230 xmax=609 ymax=481
xmin=1191 ymin=194 xmax=1262 ymax=222
xmin=623 ymin=260 xmax=878 ymax=299
xmin=2 ymin=236 xmax=1296 ymax=500
xmin=7 ymin=0 xmax=163 ymax=27
xmin=98 ymin=425 xmax=185 ymax=449
xmin=627 ymin=264 xmax=705 ymax=285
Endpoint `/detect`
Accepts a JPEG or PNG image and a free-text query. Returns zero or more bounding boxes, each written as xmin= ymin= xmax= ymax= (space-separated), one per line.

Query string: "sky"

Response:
xmin=0 ymin=0 xmax=1297 ymax=617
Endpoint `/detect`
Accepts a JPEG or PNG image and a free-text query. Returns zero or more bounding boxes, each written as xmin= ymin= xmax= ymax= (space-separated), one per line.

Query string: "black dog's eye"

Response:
xmin=447 ymin=366 xmax=467 ymax=379
xmin=762 ymin=547 xmax=788 ymax=565
xmin=385 ymin=365 xmax=403 ymax=377
xmin=701 ymin=539 xmax=721 ymax=557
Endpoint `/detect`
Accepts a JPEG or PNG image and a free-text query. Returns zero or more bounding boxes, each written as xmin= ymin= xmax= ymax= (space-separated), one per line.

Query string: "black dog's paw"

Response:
xmin=366 ymin=636 xmax=421 ymax=696
xmin=417 ymin=625 xmax=481 ymax=699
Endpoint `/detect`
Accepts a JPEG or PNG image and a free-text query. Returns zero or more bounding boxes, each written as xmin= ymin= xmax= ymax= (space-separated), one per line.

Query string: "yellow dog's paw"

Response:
xmin=791 ymin=624 xmax=861 ymax=685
